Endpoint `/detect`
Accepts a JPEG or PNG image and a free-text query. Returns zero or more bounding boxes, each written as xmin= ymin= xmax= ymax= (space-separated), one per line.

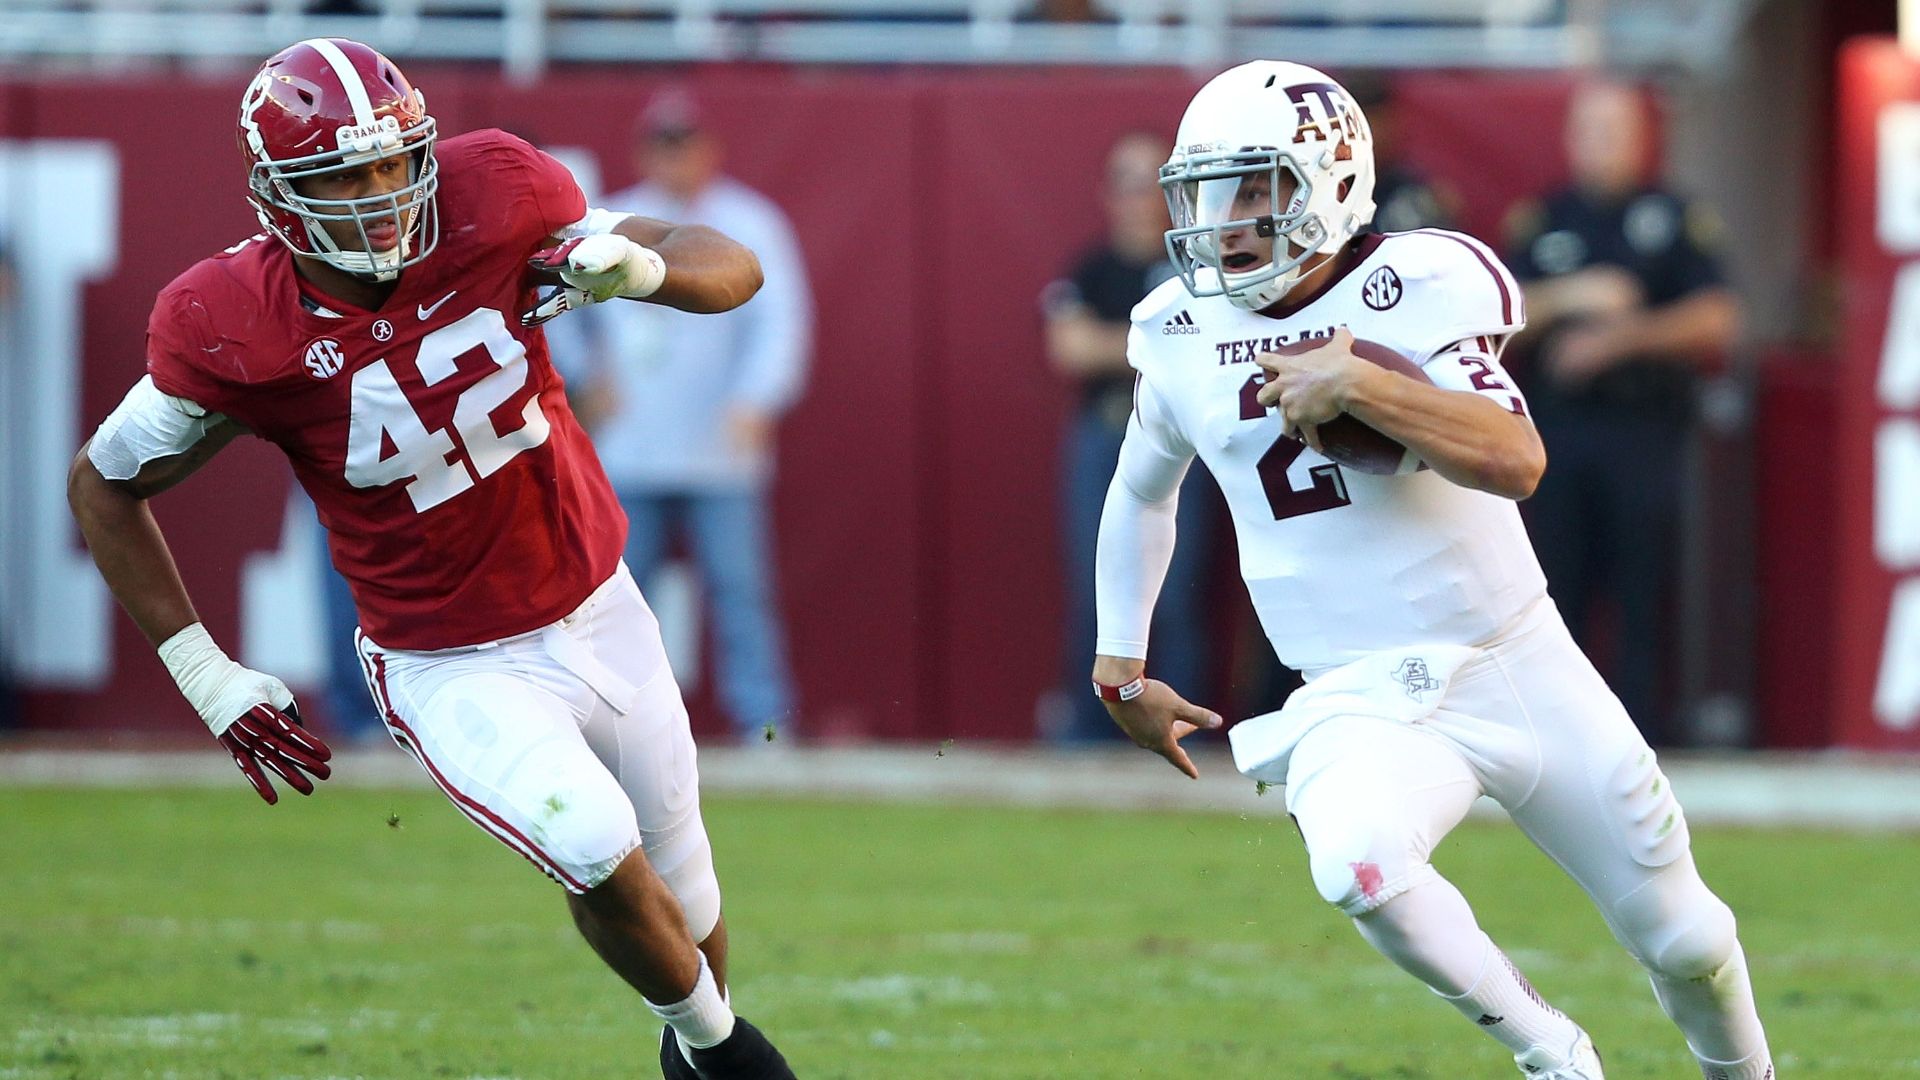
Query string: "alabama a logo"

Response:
xmin=1362 ymin=265 xmax=1403 ymax=311
xmin=304 ymin=338 xmax=346 ymax=380
xmin=1393 ymin=657 xmax=1441 ymax=698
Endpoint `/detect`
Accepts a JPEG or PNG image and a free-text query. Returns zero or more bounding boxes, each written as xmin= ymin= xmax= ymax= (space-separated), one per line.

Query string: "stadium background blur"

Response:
xmin=4 ymin=4 xmax=1920 ymax=1078
xmin=3 ymin=0 xmax=1915 ymax=753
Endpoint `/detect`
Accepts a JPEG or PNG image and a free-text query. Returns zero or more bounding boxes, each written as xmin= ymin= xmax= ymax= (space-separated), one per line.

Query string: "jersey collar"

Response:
xmin=1256 ymin=231 xmax=1386 ymax=321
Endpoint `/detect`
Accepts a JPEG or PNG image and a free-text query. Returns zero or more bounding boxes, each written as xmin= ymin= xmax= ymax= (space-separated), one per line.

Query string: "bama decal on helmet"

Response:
xmin=1283 ymin=82 xmax=1368 ymax=148
xmin=336 ymin=115 xmax=406 ymax=157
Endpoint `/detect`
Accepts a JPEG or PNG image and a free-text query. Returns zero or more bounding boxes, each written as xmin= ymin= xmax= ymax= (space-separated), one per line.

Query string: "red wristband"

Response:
xmin=1092 ymin=675 xmax=1147 ymax=703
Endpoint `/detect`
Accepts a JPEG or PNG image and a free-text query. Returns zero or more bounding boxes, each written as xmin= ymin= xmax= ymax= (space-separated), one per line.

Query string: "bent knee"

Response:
xmin=1301 ymin=824 xmax=1435 ymax=915
xmin=1647 ymin=898 xmax=1739 ymax=981
xmin=526 ymin=773 xmax=642 ymax=893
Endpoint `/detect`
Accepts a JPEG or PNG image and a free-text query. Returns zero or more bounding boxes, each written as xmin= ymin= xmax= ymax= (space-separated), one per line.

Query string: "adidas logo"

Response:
xmin=1475 ymin=1014 xmax=1504 ymax=1027
xmin=1162 ymin=309 xmax=1200 ymax=335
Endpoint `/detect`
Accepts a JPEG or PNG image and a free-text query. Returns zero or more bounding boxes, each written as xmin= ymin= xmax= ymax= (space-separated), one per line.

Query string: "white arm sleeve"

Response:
xmin=87 ymin=375 xmax=222 ymax=481
xmin=1093 ymin=373 xmax=1195 ymax=660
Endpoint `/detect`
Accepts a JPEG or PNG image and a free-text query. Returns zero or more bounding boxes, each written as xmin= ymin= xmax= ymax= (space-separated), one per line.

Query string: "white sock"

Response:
xmin=1439 ymin=942 xmax=1584 ymax=1058
xmin=645 ymin=952 xmax=735 ymax=1051
xmin=1353 ymin=878 xmax=1501 ymax=996
xmin=1696 ymin=1048 xmax=1774 ymax=1080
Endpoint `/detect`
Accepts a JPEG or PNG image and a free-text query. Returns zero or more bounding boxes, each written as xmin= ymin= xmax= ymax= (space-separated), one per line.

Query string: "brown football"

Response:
xmin=1267 ymin=336 xmax=1430 ymax=476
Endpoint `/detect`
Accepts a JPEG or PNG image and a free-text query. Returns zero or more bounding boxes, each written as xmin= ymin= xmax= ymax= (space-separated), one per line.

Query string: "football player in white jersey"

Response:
xmin=1092 ymin=62 xmax=1774 ymax=1080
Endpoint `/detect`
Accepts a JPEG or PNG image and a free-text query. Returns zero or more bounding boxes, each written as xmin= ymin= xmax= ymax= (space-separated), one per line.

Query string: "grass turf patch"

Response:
xmin=1 ymin=786 xmax=1916 ymax=1078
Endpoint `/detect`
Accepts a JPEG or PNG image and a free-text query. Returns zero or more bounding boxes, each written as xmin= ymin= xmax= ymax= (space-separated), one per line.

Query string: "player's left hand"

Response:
xmin=1102 ymin=679 xmax=1223 ymax=780
xmin=1255 ymin=327 xmax=1364 ymax=453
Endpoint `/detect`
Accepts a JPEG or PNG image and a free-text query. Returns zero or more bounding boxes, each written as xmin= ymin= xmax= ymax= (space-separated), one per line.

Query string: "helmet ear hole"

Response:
xmin=1337 ymin=178 xmax=1353 ymax=201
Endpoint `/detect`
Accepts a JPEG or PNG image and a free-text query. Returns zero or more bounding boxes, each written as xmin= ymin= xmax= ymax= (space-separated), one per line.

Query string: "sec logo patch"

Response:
xmin=1362 ymin=266 xmax=1403 ymax=311
xmin=303 ymin=338 xmax=346 ymax=380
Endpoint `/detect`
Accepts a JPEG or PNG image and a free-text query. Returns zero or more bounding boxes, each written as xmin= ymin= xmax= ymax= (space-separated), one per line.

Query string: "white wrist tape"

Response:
xmin=157 ymin=622 xmax=292 ymax=736
xmin=562 ymin=234 xmax=667 ymax=301
xmin=614 ymin=239 xmax=668 ymax=299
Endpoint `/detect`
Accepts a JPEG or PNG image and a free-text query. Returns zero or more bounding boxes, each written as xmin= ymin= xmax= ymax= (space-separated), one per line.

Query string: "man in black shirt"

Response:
xmin=1041 ymin=132 xmax=1214 ymax=742
xmin=1505 ymin=79 xmax=1740 ymax=745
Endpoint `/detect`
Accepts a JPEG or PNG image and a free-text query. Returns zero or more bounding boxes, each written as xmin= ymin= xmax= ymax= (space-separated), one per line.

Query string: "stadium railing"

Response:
xmin=0 ymin=0 xmax=1759 ymax=80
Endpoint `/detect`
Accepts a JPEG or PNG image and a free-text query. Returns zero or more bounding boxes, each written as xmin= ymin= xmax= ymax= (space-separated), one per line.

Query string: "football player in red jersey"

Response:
xmin=67 ymin=38 xmax=795 ymax=1080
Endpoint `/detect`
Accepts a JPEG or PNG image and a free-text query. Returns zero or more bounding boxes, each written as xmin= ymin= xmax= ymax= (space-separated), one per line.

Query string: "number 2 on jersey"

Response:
xmin=344 ymin=308 xmax=551 ymax=512
xmin=1239 ymin=372 xmax=1351 ymax=521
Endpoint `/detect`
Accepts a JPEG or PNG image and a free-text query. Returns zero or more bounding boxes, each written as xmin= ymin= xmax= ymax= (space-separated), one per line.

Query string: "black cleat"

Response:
xmin=659 ymin=1017 xmax=796 ymax=1080
xmin=659 ymin=1025 xmax=699 ymax=1080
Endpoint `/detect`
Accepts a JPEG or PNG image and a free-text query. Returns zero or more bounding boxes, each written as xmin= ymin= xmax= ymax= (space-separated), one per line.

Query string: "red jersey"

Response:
xmin=146 ymin=129 xmax=626 ymax=650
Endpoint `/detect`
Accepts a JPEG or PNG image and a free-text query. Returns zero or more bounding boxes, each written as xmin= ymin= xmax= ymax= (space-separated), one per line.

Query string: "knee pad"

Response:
xmin=1296 ymin=813 xmax=1438 ymax=916
xmin=517 ymin=753 xmax=644 ymax=893
xmin=1648 ymin=898 xmax=1739 ymax=981
xmin=644 ymin=808 xmax=722 ymax=942
xmin=1609 ymin=867 xmax=1739 ymax=981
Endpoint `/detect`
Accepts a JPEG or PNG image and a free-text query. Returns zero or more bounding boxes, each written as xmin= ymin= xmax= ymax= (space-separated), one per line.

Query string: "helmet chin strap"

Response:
xmin=1222 ymin=216 xmax=1338 ymax=310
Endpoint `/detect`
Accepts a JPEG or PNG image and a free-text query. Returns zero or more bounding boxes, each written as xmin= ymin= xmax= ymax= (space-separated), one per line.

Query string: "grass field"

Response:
xmin=2 ymin=787 xmax=1917 ymax=1079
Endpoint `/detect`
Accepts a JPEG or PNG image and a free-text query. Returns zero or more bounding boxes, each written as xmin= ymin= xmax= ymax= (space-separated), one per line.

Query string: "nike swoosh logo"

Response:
xmin=417 ymin=290 xmax=457 ymax=320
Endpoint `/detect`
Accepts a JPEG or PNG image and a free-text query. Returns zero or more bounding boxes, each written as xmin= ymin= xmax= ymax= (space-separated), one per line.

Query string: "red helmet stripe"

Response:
xmin=299 ymin=37 xmax=378 ymax=128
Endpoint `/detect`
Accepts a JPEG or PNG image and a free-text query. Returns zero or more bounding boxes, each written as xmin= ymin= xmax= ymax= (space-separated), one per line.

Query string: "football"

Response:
xmin=1268 ymin=336 xmax=1431 ymax=476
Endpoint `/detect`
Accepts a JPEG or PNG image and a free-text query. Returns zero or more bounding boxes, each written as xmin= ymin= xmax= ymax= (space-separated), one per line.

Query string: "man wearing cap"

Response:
xmin=583 ymin=89 xmax=811 ymax=744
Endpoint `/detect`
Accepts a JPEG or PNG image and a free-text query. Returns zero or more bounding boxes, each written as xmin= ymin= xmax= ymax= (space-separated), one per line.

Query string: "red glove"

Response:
xmin=217 ymin=702 xmax=333 ymax=806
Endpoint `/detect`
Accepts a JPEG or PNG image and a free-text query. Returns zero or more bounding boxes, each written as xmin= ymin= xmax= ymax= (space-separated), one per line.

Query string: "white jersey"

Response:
xmin=1123 ymin=229 xmax=1546 ymax=676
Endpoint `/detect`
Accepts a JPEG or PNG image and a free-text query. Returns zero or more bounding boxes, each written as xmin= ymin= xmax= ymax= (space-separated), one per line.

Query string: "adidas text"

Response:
xmin=1162 ymin=310 xmax=1201 ymax=335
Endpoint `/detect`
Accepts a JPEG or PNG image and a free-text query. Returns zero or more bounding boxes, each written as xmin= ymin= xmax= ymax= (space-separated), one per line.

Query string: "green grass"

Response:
xmin=1 ymin=788 xmax=1916 ymax=1079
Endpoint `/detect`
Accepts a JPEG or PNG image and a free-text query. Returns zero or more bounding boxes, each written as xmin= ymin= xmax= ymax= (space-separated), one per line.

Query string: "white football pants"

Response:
xmin=1282 ymin=598 xmax=1766 ymax=1062
xmin=355 ymin=563 xmax=721 ymax=940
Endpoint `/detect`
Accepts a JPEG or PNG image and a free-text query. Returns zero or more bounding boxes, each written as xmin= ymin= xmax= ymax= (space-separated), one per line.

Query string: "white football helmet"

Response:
xmin=1161 ymin=61 xmax=1377 ymax=310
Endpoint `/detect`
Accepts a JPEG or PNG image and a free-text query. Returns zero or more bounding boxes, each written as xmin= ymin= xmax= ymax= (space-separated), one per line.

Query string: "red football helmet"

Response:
xmin=237 ymin=38 xmax=439 ymax=281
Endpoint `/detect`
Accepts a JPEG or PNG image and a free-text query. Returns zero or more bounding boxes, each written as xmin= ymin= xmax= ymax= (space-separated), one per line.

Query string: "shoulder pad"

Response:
xmin=1370 ymin=230 xmax=1525 ymax=360
xmin=1130 ymin=274 xmax=1194 ymax=327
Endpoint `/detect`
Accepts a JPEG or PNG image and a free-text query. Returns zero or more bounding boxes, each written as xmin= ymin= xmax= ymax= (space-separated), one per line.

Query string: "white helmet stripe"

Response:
xmin=299 ymin=37 xmax=377 ymax=128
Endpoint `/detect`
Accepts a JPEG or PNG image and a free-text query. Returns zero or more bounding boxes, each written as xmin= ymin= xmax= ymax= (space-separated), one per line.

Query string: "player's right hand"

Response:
xmin=157 ymin=623 xmax=334 ymax=805
xmin=1103 ymin=680 xmax=1223 ymax=780
xmin=213 ymin=701 xmax=333 ymax=806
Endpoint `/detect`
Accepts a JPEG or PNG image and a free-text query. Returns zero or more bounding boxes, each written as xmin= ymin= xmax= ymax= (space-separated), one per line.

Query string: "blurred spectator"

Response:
xmin=586 ymin=89 xmax=811 ymax=744
xmin=1344 ymin=71 xmax=1461 ymax=233
xmin=1040 ymin=131 xmax=1215 ymax=743
xmin=1504 ymin=79 xmax=1740 ymax=746
xmin=1038 ymin=0 xmax=1097 ymax=20
xmin=0 ymin=235 xmax=13 ymax=730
